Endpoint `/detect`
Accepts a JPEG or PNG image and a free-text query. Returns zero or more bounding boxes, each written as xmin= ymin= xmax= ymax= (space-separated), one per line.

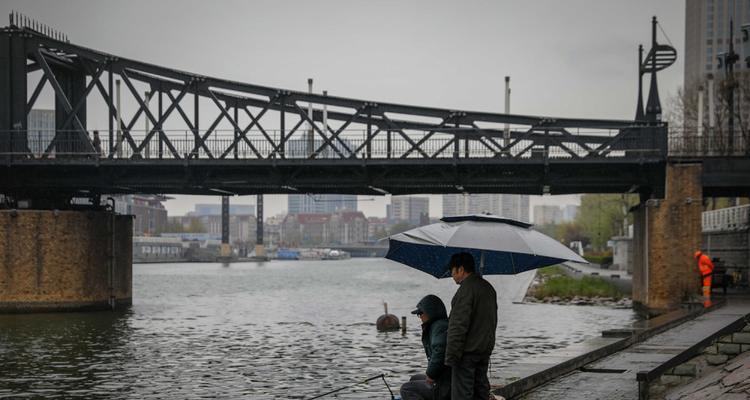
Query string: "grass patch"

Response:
xmin=537 ymin=265 xmax=565 ymax=278
xmin=533 ymin=272 xmax=622 ymax=300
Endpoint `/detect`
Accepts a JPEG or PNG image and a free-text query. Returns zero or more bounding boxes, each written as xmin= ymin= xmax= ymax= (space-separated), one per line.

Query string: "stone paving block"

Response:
xmin=725 ymin=351 xmax=750 ymax=372
xmin=742 ymin=324 xmax=750 ymax=333
xmin=681 ymin=383 xmax=728 ymax=400
xmin=732 ymin=333 xmax=750 ymax=344
xmin=703 ymin=344 xmax=719 ymax=355
xmin=741 ymin=345 xmax=750 ymax=353
xmin=671 ymin=363 xmax=698 ymax=377
xmin=650 ymin=382 xmax=668 ymax=396
xmin=718 ymin=394 xmax=749 ymax=400
xmin=719 ymin=343 xmax=742 ymax=355
xmin=661 ymin=374 xmax=687 ymax=385
xmin=666 ymin=369 xmax=727 ymax=400
xmin=723 ymin=366 xmax=750 ymax=387
xmin=707 ymin=355 xmax=729 ymax=365
xmin=720 ymin=335 xmax=734 ymax=343
xmin=729 ymin=382 xmax=750 ymax=393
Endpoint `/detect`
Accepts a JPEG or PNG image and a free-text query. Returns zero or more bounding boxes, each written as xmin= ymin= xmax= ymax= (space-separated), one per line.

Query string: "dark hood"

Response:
xmin=416 ymin=294 xmax=448 ymax=323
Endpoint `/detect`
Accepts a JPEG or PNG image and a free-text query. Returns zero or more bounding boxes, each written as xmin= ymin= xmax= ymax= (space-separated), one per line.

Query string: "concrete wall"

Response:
xmin=703 ymin=229 xmax=750 ymax=268
xmin=0 ymin=210 xmax=132 ymax=312
xmin=611 ymin=236 xmax=633 ymax=273
xmin=633 ymin=163 xmax=703 ymax=316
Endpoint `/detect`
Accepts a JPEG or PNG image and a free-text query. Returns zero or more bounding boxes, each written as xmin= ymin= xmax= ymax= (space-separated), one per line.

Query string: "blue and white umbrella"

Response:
xmin=386 ymin=214 xmax=587 ymax=278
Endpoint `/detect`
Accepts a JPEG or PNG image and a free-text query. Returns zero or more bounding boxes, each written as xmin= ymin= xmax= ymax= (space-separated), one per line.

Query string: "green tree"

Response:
xmin=373 ymin=226 xmax=389 ymax=240
xmin=555 ymin=222 xmax=589 ymax=248
xmin=533 ymin=223 xmax=557 ymax=239
xmin=187 ymin=218 xmax=206 ymax=233
xmin=576 ymin=194 xmax=637 ymax=252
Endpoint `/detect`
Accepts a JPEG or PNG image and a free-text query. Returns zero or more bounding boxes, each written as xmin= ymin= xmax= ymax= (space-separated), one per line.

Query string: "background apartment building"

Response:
xmin=280 ymin=210 xmax=368 ymax=246
xmin=443 ymin=194 xmax=530 ymax=222
xmin=389 ymin=196 xmax=429 ymax=225
xmin=683 ymin=0 xmax=750 ymax=150
xmin=288 ymin=194 xmax=357 ymax=214
xmin=168 ymin=204 xmax=257 ymax=245
xmin=113 ymin=194 xmax=170 ymax=236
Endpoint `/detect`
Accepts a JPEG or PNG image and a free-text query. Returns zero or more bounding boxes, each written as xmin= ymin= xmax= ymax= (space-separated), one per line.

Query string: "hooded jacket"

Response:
xmin=415 ymin=294 xmax=451 ymax=382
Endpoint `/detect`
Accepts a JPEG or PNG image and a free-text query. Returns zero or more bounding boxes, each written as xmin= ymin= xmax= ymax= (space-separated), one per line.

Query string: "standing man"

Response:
xmin=695 ymin=250 xmax=715 ymax=306
xmin=91 ymin=130 xmax=102 ymax=157
xmin=445 ymin=252 xmax=498 ymax=400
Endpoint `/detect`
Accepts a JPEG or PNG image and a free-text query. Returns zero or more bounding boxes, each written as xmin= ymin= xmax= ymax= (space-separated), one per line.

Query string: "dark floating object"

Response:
xmin=376 ymin=302 xmax=400 ymax=332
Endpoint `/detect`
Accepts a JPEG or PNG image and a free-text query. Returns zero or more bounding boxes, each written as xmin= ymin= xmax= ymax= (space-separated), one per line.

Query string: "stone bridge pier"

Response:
xmin=0 ymin=209 xmax=132 ymax=313
xmin=632 ymin=163 xmax=704 ymax=317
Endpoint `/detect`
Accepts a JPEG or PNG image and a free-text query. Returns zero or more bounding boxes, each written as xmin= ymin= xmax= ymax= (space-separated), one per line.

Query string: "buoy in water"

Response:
xmin=376 ymin=302 xmax=400 ymax=332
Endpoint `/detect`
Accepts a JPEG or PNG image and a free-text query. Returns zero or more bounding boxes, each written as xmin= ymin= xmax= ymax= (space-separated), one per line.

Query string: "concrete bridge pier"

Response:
xmin=0 ymin=209 xmax=132 ymax=313
xmin=632 ymin=163 xmax=703 ymax=317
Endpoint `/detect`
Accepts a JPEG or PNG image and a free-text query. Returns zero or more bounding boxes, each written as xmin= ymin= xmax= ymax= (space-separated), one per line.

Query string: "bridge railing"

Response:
xmin=703 ymin=205 xmax=750 ymax=232
xmin=669 ymin=133 xmax=750 ymax=157
xmin=3 ymin=128 xmax=664 ymax=161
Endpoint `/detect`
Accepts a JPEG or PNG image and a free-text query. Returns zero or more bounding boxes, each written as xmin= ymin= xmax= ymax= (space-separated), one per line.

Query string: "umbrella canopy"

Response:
xmin=386 ymin=214 xmax=587 ymax=278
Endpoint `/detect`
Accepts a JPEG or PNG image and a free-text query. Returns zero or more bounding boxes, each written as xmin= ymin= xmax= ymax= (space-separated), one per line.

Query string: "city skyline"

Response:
xmin=163 ymin=193 xmax=581 ymax=222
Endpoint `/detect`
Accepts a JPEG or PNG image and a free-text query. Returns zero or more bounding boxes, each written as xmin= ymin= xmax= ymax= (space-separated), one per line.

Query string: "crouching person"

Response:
xmin=400 ymin=294 xmax=451 ymax=400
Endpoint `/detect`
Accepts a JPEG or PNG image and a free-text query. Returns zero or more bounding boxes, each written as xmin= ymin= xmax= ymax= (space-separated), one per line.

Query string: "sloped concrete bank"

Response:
xmin=493 ymin=301 xmax=726 ymax=399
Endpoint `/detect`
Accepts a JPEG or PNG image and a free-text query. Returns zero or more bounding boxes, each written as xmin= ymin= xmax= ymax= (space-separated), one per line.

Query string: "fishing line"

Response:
xmin=304 ymin=373 xmax=395 ymax=400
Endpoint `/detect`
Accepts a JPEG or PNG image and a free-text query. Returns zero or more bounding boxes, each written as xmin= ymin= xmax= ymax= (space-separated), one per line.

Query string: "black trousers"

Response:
xmin=400 ymin=374 xmax=434 ymax=400
xmin=451 ymin=353 xmax=490 ymax=400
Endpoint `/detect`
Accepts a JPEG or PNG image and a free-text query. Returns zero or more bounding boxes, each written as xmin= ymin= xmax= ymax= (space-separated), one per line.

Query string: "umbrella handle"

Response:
xmin=480 ymin=250 xmax=485 ymax=275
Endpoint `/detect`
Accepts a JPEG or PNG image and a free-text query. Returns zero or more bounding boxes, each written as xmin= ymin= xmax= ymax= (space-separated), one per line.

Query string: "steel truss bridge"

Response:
xmin=1 ymin=19 xmax=747 ymax=202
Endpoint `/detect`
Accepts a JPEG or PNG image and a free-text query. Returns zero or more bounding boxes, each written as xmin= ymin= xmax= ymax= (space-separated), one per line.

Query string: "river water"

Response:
xmin=0 ymin=258 xmax=636 ymax=399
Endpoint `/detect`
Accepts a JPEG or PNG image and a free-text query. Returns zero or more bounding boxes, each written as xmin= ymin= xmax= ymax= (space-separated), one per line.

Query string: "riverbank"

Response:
xmin=508 ymin=297 xmax=750 ymax=400
xmin=523 ymin=266 xmax=631 ymax=307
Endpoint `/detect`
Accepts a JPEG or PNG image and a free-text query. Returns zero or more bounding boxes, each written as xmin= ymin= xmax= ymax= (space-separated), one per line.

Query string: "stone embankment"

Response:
xmin=655 ymin=323 xmax=750 ymax=399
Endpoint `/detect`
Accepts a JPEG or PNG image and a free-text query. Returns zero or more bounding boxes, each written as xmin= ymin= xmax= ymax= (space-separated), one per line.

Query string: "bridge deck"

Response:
xmin=1 ymin=156 xmax=666 ymax=196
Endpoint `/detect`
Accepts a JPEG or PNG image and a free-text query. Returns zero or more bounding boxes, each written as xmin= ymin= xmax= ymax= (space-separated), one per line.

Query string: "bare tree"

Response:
xmin=665 ymin=71 xmax=749 ymax=156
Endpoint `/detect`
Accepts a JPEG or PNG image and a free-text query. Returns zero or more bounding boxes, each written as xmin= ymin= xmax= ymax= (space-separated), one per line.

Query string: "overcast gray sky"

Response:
xmin=1 ymin=0 xmax=685 ymax=218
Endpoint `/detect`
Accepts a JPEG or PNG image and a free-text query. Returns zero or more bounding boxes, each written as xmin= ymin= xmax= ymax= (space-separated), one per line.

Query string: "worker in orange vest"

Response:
xmin=694 ymin=250 xmax=715 ymax=306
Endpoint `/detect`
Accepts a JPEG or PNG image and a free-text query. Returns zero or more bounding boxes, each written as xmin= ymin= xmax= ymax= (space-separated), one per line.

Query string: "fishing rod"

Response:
xmin=305 ymin=373 xmax=395 ymax=400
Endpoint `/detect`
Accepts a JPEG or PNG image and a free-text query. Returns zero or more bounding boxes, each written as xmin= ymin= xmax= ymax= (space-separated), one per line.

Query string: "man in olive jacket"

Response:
xmin=445 ymin=252 xmax=498 ymax=400
xmin=400 ymin=294 xmax=451 ymax=400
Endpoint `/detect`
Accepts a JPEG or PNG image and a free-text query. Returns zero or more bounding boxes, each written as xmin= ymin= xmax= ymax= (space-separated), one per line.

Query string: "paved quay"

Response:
xmin=516 ymin=298 xmax=750 ymax=400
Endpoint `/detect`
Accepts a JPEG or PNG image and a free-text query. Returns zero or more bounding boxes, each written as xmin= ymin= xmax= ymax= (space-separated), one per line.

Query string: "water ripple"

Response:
xmin=0 ymin=259 xmax=635 ymax=398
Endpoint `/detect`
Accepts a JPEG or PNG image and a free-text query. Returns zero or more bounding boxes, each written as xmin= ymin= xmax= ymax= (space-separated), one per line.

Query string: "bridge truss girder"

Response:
xmin=1 ymin=24 xmax=669 ymax=198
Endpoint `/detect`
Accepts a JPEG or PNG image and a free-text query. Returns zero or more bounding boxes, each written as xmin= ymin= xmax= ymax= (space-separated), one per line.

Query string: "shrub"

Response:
xmin=584 ymin=254 xmax=613 ymax=265
xmin=533 ymin=274 xmax=621 ymax=300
